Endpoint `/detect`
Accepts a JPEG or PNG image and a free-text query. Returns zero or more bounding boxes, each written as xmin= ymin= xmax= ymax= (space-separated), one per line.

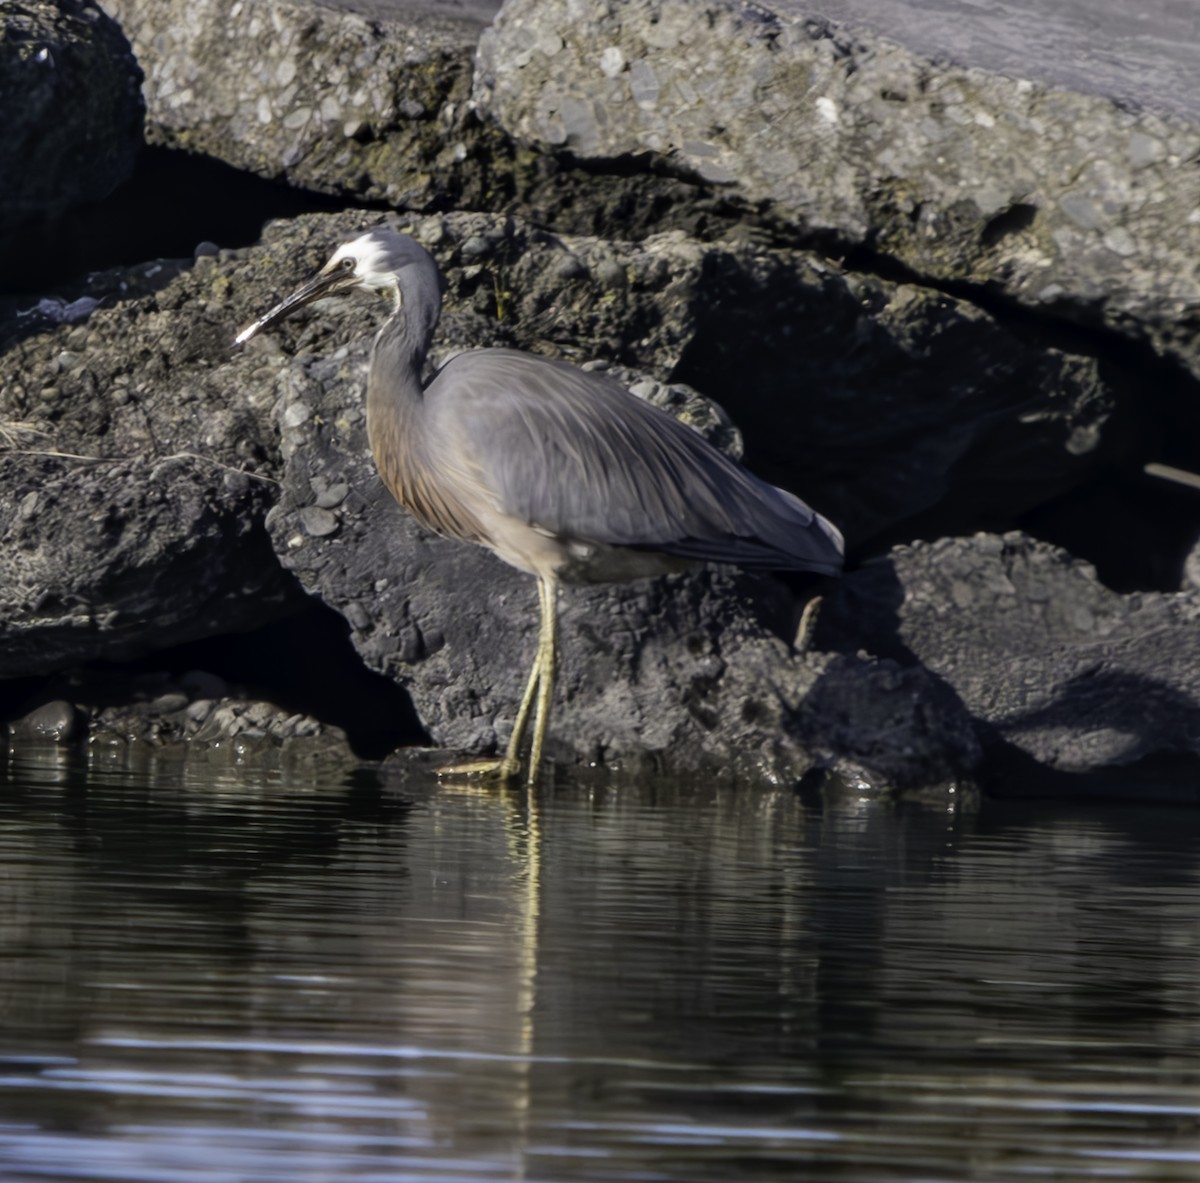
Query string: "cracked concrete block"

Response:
xmin=475 ymin=0 xmax=1200 ymax=381
xmin=104 ymin=0 xmax=496 ymax=209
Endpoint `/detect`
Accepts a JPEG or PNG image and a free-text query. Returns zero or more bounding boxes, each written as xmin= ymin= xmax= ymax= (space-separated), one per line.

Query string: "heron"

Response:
xmin=235 ymin=225 xmax=843 ymax=784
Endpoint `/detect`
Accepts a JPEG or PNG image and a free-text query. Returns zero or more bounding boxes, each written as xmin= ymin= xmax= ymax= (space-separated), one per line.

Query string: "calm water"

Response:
xmin=2 ymin=746 xmax=1200 ymax=1182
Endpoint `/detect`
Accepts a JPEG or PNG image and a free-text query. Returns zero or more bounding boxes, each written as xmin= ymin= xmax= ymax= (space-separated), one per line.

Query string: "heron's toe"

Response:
xmin=436 ymin=756 xmax=522 ymax=782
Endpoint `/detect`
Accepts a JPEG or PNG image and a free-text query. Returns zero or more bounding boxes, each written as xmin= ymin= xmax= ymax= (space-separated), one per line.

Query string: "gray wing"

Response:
xmin=427 ymin=349 xmax=843 ymax=575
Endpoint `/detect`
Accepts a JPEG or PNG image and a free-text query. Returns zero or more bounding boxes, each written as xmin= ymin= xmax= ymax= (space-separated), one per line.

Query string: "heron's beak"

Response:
xmin=233 ymin=266 xmax=353 ymax=347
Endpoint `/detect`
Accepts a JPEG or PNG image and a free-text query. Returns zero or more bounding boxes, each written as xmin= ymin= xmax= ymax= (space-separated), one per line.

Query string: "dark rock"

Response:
xmin=667 ymin=248 xmax=1134 ymax=547
xmin=0 ymin=452 xmax=291 ymax=677
xmin=0 ymin=236 xmax=333 ymax=679
xmin=820 ymin=532 xmax=1200 ymax=774
xmin=0 ymin=0 xmax=143 ymax=268
xmin=10 ymin=699 xmax=79 ymax=743
xmin=791 ymin=653 xmax=980 ymax=791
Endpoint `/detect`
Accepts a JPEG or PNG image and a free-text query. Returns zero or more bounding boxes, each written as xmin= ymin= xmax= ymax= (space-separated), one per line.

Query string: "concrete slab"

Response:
xmin=806 ymin=0 xmax=1200 ymax=120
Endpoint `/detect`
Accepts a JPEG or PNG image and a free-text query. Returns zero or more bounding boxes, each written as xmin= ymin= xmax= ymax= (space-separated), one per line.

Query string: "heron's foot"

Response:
xmin=436 ymin=755 xmax=522 ymax=782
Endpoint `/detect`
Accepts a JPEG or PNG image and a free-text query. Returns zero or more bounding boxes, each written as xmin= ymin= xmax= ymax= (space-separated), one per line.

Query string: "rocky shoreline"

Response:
xmin=4 ymin=0 xmax=1199 ymax=798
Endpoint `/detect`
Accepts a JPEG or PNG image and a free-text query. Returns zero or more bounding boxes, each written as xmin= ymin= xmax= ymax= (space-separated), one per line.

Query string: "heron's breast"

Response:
xmin=367 ymin=404 xmax=488 ymax=546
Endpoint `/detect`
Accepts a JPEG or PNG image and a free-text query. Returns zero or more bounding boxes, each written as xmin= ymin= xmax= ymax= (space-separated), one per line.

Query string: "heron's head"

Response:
xmin=234 ymin=225 xmax=439 ymax=347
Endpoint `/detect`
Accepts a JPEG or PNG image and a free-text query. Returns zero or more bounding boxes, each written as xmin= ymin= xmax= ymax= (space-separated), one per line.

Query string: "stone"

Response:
xmin=820 ymin=533 xmax=1200 ymax=775
xmin=475 ymin=0 xmax=1200 ymax=383
xmin=0 ymin=452 xmax=293 ymax=677
xmin=10 ymin=699 xmax=79 ymax=743
xmin=104 ymin=0 xmax=498 ymax=211
xmin=0 ymin=0 xmax=143 ymax=270
xmin=0 ymin=244 xmax=305 ymax=677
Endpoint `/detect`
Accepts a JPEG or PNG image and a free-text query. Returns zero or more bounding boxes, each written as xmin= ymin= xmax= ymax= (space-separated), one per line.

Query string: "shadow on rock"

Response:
xmin=819 ymin=532 xmax=1200 ymax=794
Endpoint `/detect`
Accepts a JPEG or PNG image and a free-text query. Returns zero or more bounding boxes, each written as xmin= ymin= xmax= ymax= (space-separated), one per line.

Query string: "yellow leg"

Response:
xmin=794 ymin=594 xmax=823 ymax=652
xmin=438 ymin=574 xmax=558 ymax=784
xmin=524 ymin=576 xmax=558 ymax=786
xmin=494 ymin=627 xmax=544 ymax=777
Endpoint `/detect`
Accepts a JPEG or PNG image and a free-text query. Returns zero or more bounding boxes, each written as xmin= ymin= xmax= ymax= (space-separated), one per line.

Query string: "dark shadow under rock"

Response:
xmin=1 ymin=146 xmax=346 ymax=298
xmin=2 ymin=598 xmax=422 ymax=760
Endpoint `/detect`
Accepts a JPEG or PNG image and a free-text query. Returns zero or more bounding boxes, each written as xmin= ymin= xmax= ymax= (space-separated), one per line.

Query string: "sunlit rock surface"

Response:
xmin=104 ymin=0 xmax=497 ymax=209
xmin=477 ymin=0 xmax=1200 ymax=376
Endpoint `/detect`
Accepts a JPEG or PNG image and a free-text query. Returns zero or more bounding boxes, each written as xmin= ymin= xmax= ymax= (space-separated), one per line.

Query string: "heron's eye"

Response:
xmin=340 ymin=257 xmax=356 ymax=272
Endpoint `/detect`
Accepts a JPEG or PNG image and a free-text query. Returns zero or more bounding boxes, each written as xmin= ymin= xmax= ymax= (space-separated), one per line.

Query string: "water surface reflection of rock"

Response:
xmin=2 ymin=755 xmax=1200 ymax=1178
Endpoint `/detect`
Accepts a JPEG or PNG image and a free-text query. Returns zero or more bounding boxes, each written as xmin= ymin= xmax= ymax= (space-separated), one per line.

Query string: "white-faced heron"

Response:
xmin=235 ymin=225 xmax=843 ymax=784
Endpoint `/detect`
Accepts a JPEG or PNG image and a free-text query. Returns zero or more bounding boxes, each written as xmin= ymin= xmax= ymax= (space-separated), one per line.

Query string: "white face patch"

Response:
xmin=327 ymin=232 xmax=395 ymax=294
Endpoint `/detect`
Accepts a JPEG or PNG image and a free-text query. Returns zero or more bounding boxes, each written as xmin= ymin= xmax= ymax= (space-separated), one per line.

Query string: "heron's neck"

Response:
xmin=366 ymin=302 xmax=435 ymax=479
xmin=370 ymin=288 xmax=436 ymax=387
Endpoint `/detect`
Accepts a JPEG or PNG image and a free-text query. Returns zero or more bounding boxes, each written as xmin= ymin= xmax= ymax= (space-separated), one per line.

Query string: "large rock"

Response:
xmin=0 ymin=452 xmax=286 ymax=676
xmin=475 ymin=0 xmax=1200 ymax=380
xmin=104 ymin=0 xmax=498 ymax=210
xmin=0 ymin=252 xmax=297 ymax=676
xmin=666 ymin=251 xmax=1132 ymax=547
xmin=0 ymin=0 xmax=143 ymax=267
xmin=820 ymin=532 xmax=1200 ymax=773
xmin=794 ymin=0 xmax=1200 ymax=124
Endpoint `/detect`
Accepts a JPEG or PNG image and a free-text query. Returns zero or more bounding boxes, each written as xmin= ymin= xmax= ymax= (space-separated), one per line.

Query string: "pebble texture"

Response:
xmin=0 ymin=453 xmax=287 ymax=676
xmin=0 ymin=248 xmax=295 ymax=676
xmin=800 ymin=0 xmax=1200 ymax=124
xmin=105 ymin=0 xmax=491 ymax=208
xmin=476 ymin=0 xmax=1200 ymax=377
